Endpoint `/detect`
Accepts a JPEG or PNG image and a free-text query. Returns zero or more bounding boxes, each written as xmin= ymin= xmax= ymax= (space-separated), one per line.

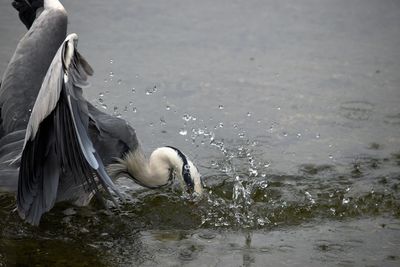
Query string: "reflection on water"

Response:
xmin=1 ymin=0 xmax=400 ymax=266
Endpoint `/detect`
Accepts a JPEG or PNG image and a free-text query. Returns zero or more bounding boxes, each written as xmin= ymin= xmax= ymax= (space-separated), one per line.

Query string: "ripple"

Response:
xmin=178 ymin=245 xmax=198 ymax=261
xmin=339 ymin=101 xmax=374 ymax=121
xmin=197 ymin=231 xmax=217 ymax=240
xmin=299 ymin=164 xmax=335 ymax=175
xmin=315 ymin=240 xmax=345 ymax=252
xmin=384 ymin=113 xmax=400 ymax=125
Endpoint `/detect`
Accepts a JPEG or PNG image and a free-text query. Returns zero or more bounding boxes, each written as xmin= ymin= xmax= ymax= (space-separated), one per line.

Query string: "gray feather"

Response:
xmin=0 ymin=8 xmax=67 ymax=135
xmin=67 ymin=95 xmax=98 ymax=169
xmin=17 ymin=33 xmax=122 ymax=225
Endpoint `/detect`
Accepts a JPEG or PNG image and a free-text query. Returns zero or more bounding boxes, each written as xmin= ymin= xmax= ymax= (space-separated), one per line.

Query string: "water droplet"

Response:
xmin=218 ymin=105 xmax=224 ymax=110
xmin=259 ymin=181 xmax=268 ymax=188
xmin=160 ymin=117 xmax=166 ymax=125
xmin=329 ymin=155 xmax=334 ymax=159
xmin=316 ymin=133 xmax=321 ymax=139
xmin=145 ymin=85 xmax=157 ymax=95
xmin=249 ymin=168 xmax=258 ymax=176
xmin=149 ymin=122 xmax=154 ymax=127
xmin=297 ymin=133 xmax=302 ymax=138
xmin=282 ymin=132 xmax=288 ymax=137
xmin=277 ymin=107 xmax=281 ymax=111
xmin=179 ymin=129 xmax=188 ymax=136
xmin=238 ymin=132 xmax=245 ymax=138
xmin=218 ymin=122 xmax=224 ymax=128
xmin=305 ymin=191 xmax=315 ymax=204
xmin=264 ymin=162 xmax=271 ymax=168
xmin=131 ymin=88 xmax=136 ymax=93
xmin=117 ymin=79 xmax=122 ymax=85
xmin=109 ymin=59 xmax=113 ymax=64
xmin=132 ymin=107 xmax=137 ymax=113
xmin=247 ymin=112 xmax=252 ymax=117
xmin=101 ymin=104 xmax=108 ymax=110
xmin=99 ymin=92 xmax=104 ymax=97
xmin=182 ymin=114 xmax=192 ymax=122
xmin=330 ymin=208 xmax=336 ymax=215
xmin=166 ymin=105 xmax=171 ymax=111
xmin=109 ymin=71 xmax=114 ymax=78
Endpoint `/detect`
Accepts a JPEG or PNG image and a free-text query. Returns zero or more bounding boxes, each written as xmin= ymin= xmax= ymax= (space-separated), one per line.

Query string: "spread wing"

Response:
xmin=17 ymin=33 xmax=122 ymax=225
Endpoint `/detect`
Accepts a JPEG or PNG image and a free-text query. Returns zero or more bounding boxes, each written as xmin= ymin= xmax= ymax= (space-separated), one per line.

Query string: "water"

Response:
xmin=1 ymin=0 xmax=400 ymax=266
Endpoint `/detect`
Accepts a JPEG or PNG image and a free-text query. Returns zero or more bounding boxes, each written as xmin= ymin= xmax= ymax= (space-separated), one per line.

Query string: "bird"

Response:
xmin=0 ymin=0 xmax=203 ymax=225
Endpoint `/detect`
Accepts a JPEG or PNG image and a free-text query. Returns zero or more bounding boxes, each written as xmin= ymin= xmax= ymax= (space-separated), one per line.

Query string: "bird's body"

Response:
xmin=0 ymin=1 xmax=137 ymax=193
xmin=0 ymin=0 xmax=202 ymax=225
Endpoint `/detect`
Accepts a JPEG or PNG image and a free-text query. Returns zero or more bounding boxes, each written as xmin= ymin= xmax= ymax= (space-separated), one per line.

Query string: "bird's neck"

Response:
xmin=109 ymin=147 xmax=185 ymax=189
xmin=44 ymin=0 xmax=64 ymax=10
xmin=149 ymin=147 xmax=186 ymax=185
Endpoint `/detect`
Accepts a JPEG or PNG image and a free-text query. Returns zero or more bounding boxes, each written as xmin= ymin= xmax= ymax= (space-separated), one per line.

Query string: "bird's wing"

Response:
xmin=18 ymin=33 xmax=122 ymax=225
xmin=87 ymin=102 xmax=139 ymax=162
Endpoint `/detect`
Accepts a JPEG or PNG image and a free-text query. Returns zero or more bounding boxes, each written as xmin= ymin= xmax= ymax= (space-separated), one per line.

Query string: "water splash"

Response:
xmin=231 ymin=175 xmax=254 ymax=226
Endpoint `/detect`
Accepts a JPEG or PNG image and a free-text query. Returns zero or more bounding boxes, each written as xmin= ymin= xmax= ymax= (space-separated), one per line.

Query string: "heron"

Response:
xmin=0 ymin=0 xmax=203 ymax=225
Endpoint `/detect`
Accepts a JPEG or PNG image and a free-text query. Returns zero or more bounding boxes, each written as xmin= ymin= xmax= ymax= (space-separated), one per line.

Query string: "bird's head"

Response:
xmin=165 ymin=146 xmax=203 ymax=195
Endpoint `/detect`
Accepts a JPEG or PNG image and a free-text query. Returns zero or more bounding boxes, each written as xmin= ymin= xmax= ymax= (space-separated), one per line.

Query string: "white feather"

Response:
xmin=108 ymin=147 xmax=203 ymax=194
xmin=44 ymin=0 xmax=65 ymax=10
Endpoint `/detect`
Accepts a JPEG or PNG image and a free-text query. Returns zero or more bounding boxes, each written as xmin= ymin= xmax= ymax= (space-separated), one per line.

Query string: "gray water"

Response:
xmin=1 ymin=0 xmax=400 ymax=266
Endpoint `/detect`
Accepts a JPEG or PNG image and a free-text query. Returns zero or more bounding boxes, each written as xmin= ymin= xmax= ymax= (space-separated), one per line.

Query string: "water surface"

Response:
xmin=0 ymin=0 xmax=399 ymax=266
